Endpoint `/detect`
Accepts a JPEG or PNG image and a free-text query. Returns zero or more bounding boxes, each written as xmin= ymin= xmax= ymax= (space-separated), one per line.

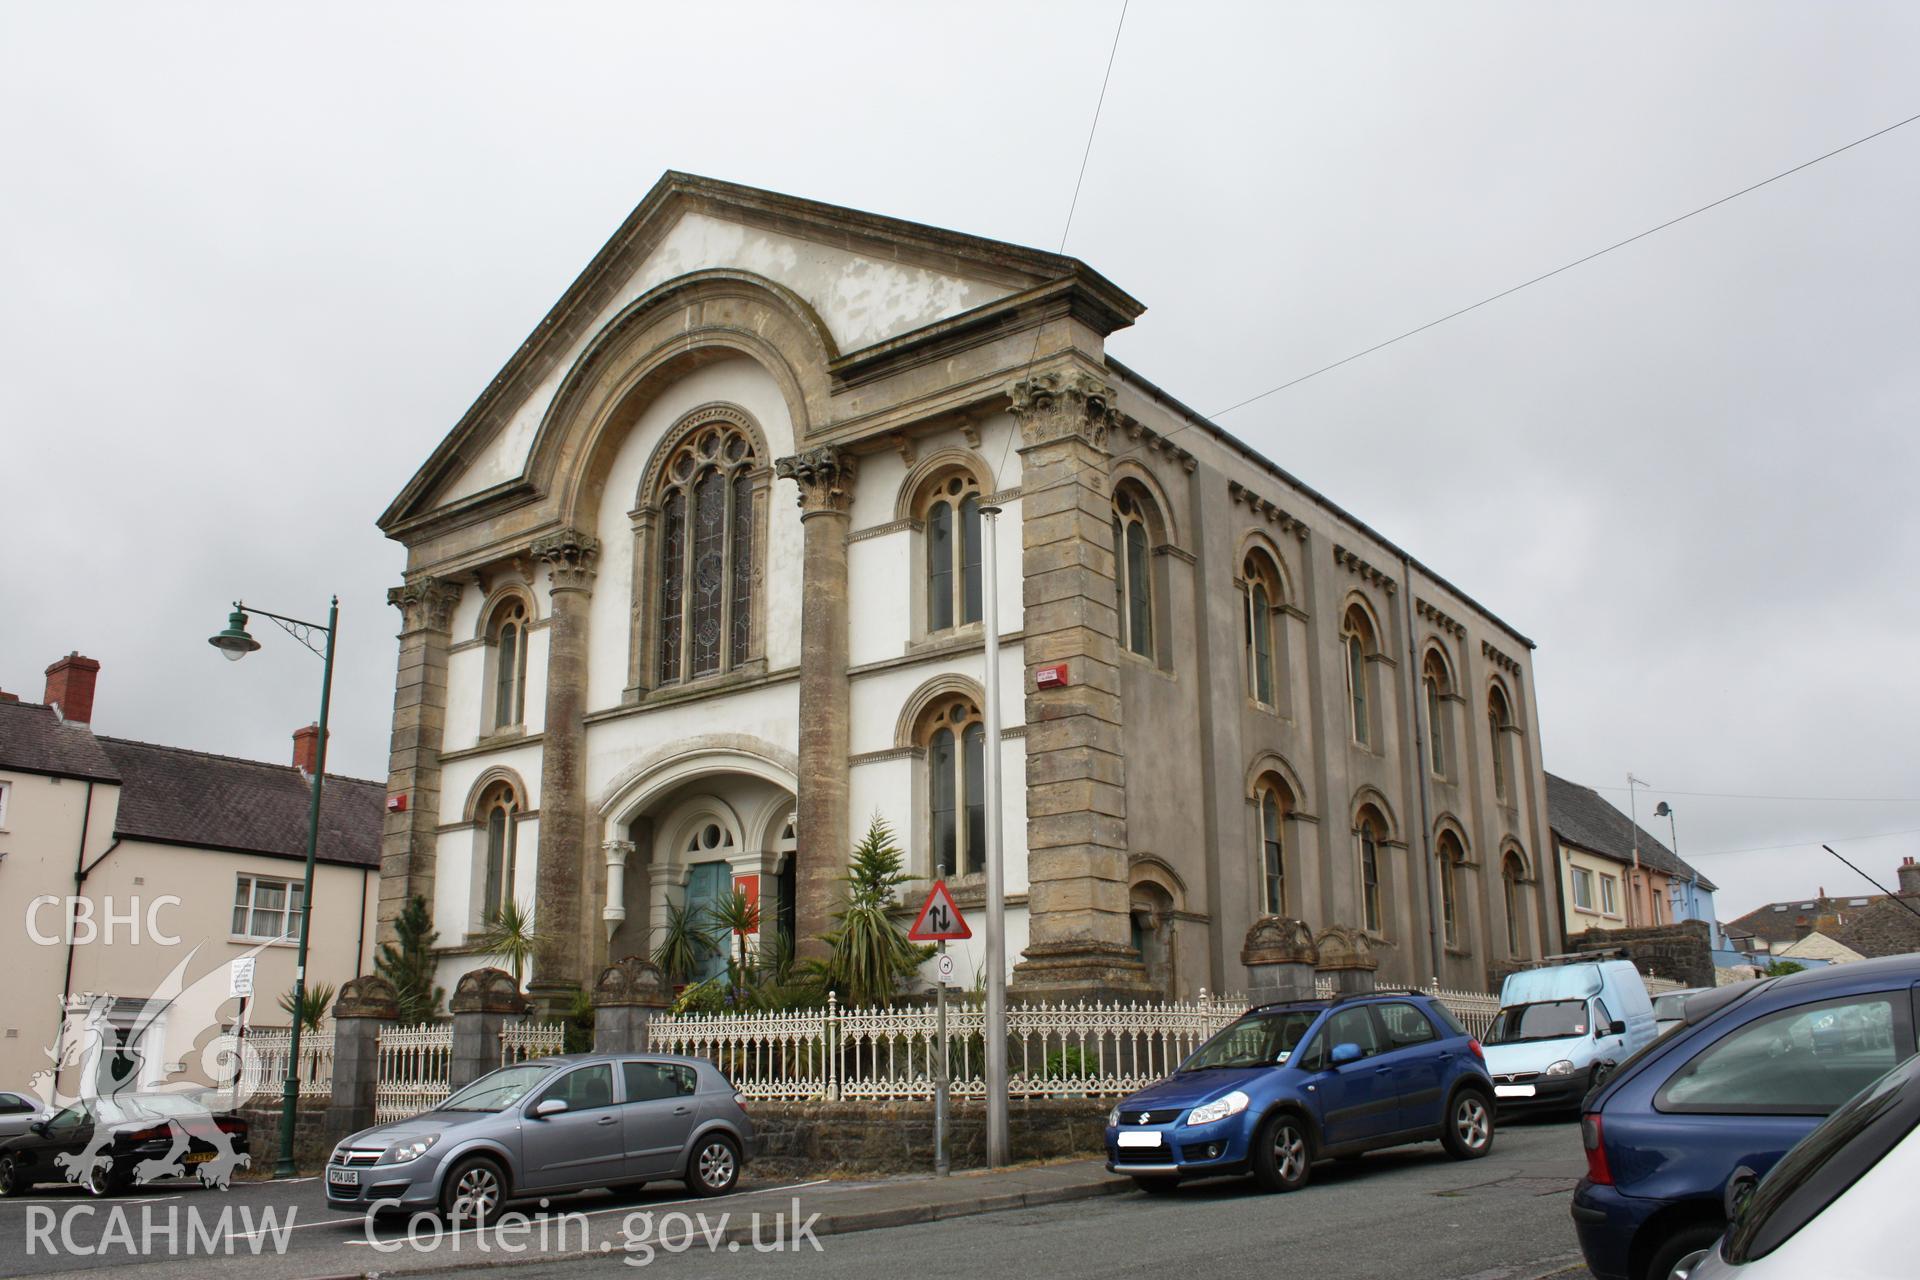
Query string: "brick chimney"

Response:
xmin=0 ymin=689 xmax=18 ymax=703
xmin=292 ymin=723 xmax=327 ymax=775
xmin=44 ymin=653 xmax=101 ymax=723
xmin=1899 ymin=857 xmax=1920 ymax=898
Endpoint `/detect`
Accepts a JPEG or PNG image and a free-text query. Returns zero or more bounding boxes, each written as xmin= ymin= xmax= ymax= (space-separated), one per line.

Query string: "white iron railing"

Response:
xmin=649 ymin=982 xmax=1504 ymax=1101
xmin=240 ymin=1027 xmax=334 ymax=1096
xmin=500 ymin=1020 xmax=567 ymax=1064
xmin=375 ymin=1022 xmax=453 ymax=1122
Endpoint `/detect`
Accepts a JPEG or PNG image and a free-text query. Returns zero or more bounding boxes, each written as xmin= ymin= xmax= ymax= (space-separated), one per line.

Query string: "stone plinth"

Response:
xmin=326 ymin=974 xmax=399 ymax=1137
xmin=449 ymin=967 xmax=530 ymax=1090
xmin=1314 ymin=924 xmax=1378 ymax=995
xmin=1242 ymin=916 xmax=1319 ymax=1004
xmin=592 ymin=955 xmax=674 ymax=1054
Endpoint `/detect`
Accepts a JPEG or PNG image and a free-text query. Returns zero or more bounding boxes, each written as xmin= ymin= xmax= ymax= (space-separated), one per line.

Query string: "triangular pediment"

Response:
xmin=381 ymin=172 xmax=1141 ymax=535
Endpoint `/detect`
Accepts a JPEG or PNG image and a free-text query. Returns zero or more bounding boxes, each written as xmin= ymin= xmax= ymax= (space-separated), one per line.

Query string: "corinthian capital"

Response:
xmin=386 ymin=575 xmax=462 ymax=633
xmin=531 ymin=527 xmax=600 ymax=591
xmin=1009 ymin=370 xmax=1118 ymax=452
xmin=774 ymin=446 xmax=858 ymax=515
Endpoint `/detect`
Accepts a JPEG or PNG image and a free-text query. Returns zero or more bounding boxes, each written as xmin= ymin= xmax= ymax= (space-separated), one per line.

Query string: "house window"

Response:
xmin=1422 ymin=649 xmax=1452 ymax=778
xmin=1502 ymin=852 xmax=1527 ymax=957
xmin=232 ymin=875 xmax=305 ymax=941
xmin=1438 ymin=832 xmax=1466 ymax=949
xmin=1113 ymin=489 xmax=1155 ymax=660
xmin=1256 ymin=779 xmax=1288 ymax=916
xmin=1342 ymin=604 xmax=1377 ymax=748
xmin=922 ymin=471 xmax=984 ymax=633
xmin=1600 ymin=873 xmax=1620 ymax=917
xmin=922 ymin=696 xmax=986 ymax=877
xmin=1242 ymin=551 xmax=1284 ymax=707
xmin=1359 ymin=816 xmax=1384 ymax=934
xmin=477 ymin=781 xmax=520 ymax=923
xmin=487 ymin=597 xmax=529 ymax=731
xmin=0 ymin=779 xmax=9 ymax=829
xmin=1571 ymin=864 xmax=1595 ymax=911
xmin=656 ymin=421 xmax=758 ymax=685
xmin=1488 ymin=683 xmax=1514 ymax=803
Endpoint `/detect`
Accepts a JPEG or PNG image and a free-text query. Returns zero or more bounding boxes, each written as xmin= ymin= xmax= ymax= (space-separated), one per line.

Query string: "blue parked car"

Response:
xmin=1572 ymin=954 xmax=1920 ymax=1280
xmin=1104 ymin=991 xmax=1496 ymax=1193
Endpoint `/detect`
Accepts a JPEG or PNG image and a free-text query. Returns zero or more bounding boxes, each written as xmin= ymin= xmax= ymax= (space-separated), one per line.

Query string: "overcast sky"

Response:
xmin=4 ymin=2 xmax=1916 ymax=919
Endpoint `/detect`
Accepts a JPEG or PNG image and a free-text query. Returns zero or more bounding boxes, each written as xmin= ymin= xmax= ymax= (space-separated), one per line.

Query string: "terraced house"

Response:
xmin=377 ymin=174 xmax=1558 ymax=1011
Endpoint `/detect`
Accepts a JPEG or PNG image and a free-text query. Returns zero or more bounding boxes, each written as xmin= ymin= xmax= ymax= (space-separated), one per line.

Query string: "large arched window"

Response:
xmin=921 ymin=470 xmax=984 ymax=633
xmin=483 ymin=595 xmax=530 ymax=733
xmin=1357 ymin=807 xmax=1387 ymax=935
xmin=1502 ymin=851 xmax=1529 ymax=957
xmin=920 ymin=695 xmax=987 ymax=877
xmin=476 ymin=780 xmax=521 ymax=924
xmin=1438 ymin=831 xmax=1467 ymax=950
xmin=1113 ymin=487 xmax=1155 ymax=660
xmin=656 ymin=420 xmax=759 ymax=685
xmin=1242 ymin=550 xmax=1284 ymax=708
xmin=1488 ymin=683 xmax=1514 ymax=804
xmin=1254 ymin=775 xmax=1292 ymax=916
xmin=1422 ymin=648 xmax=1452 ymax=778
xmin=1342 ymin=604 xmax=1378 ymax=748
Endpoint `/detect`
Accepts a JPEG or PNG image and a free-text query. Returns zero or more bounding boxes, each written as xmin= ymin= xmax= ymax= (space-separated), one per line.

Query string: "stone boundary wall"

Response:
xmin=1568 ymin=919 xmax=1715 ymax=989
xmin=750 ymin=1098 xmax=1110 ymax=1178
xmin=237 ymin=1096 xmax=342 ymax=1173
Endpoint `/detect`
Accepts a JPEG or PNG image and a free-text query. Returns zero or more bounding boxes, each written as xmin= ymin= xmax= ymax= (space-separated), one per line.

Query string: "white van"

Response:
xmin=1481 ymin=959 xmax=1657 ymax=1114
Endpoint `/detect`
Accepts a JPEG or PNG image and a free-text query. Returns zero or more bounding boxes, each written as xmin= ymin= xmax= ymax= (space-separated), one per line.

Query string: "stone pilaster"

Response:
xmin=325 ymin=975 xmax=399 ymax=1136
xmin=774 ymin=446 xmax=856 ymax=965
xmin=449 ymin=967 xmax=531 ymax=1090
xmin=379 ymin=575 xmax=462 ymax=943
xmin=1008 ymin=370 xmax=1152 ymax=1000
xmin=527 ymin=527 xmax=599 ymax=1017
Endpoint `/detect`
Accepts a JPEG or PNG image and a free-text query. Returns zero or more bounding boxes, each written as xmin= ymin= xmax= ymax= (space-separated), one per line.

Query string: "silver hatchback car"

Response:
xmin=324 ymin=1053 xmax=753 ymax=1218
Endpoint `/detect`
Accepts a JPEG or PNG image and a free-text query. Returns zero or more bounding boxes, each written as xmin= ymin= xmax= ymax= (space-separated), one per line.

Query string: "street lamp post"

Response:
xmin=1655 ymin=800 xmax=1692 ymax=924
xmin=210 ymin=597 xmax=339 ymax=1179
xmin=977 ymin=504 xmax=1009 ymax=1167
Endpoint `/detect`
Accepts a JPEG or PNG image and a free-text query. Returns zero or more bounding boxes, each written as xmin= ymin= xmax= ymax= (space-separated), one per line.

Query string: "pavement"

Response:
xmin=0 ymin=1117 xmax=1594 ymax=1280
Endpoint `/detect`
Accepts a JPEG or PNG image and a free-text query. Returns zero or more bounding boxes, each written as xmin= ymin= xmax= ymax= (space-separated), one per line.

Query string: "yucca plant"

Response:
xmin=476 ymin=898 xmax=547 ymax=990
xmin=651 ymin=898 xmax=720 ymax=985
xmin=277 ymin=980 xmax=336 ymax=1033
xmin=704 ymin=888 xmax=761 ymax=998
xmin=812 ymin=813 xmax=934 ymax=1007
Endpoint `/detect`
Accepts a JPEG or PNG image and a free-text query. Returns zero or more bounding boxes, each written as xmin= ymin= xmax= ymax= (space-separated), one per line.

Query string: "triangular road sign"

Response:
xmin=908 ymin=879 xmax=972 ymax=941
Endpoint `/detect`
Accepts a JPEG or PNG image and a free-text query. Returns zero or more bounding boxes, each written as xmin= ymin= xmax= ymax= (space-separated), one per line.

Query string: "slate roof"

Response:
xmin=1545 ymin=773 xmax=1716 ymax=890
xmin=1829 ymin=897 xmax=1920 ymax=959
xmin=97 ymin=736 xmax=383 ymax=868
xmin=0 ymin=698 xmax=120 ymax=781
xmin=1728 ymin=893 xmax=1894 ymax=950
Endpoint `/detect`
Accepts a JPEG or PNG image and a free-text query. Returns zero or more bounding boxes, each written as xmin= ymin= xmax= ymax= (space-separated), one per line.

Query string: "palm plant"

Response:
xmin=476 ymin=898 xmax=547 ymax=990
xmin=704 ymin=888 xmax=761 ymax=998
xmin=813 ymin=812 xmax=934 ymax=1007
xmin=651 ymin=898 xmax=720 ymax=985
xmin=277 ymin=980 xmax=336 ymax=1033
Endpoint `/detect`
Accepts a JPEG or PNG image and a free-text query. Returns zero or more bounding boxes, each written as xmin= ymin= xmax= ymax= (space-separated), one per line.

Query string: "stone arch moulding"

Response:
xmin=1420 ymin=638 xmax=1458 ymax=688
xmin=1127 ymin=854 xmax=1189 ymax=913
xmin=1243 ymin=750 xmax=1312 ymax=818
xmin=1109 ymin=458 xmax=1181 ymax=550
xmin=1236 ymin=530 xmax=1295 ymax=605
xmin=464 ymin=766 xmax=531 ymax=821
xmin=526 ymin=270 xmax=839 ymax=531
xmin=1432 ymin=811 xmax=1473 ymax=859
xmin=595 ymin=736 xmax=800 ymax=829
xmin=1341 ymin=591 xmax=1385 ymax=645
xmin=744 ymin=791 xmax=799 ymax=855
xmin=894 ymin=672 xmax=988 ymax=749
xmin=472 ymin=581 xmax=540 ymax=641
xmin=894 ymin=446 xmax=999 ymax=522
xmin=635 ymin=402 xmax=773 ymax=507
xmin=1348 ymin=786 xmax=1401 ymax=843
xmin=658 ymin=797 xmax=747 ymax=864
xmin=1498 ymin=836 xmax=1533 ymax=881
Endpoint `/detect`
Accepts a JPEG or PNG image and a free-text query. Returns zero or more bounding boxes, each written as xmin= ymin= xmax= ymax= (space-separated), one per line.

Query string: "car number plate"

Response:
xmin=183 ymin=1151 xmax=215 ymax=1165
xmin=1117 ymin=1131 xmax=1162 ymax=1148
xmin=1494 ymin=1084 xmax=1536 ymax=1098
xmin=327 ymin=1167 xmax=359 ymax=1187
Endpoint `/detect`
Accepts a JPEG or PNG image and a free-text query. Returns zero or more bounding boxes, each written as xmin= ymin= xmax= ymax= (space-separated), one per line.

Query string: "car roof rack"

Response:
xmin=1248 ymin=987 xmax=1433 ymax=1013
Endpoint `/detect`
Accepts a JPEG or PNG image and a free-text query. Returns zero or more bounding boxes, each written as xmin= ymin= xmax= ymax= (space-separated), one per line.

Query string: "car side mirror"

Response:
xmin=1329 ymin=1042 xmax=1364 ymax=1067
xmin=1609 ymin=1020 xmax=1627 ymax=1037
xmin=533 ymin=1098 xmax=569 ymax=1118
xmin=1725 ymin=1165 xmax=1760 ymax=1221
xmin=28 ymin=1121 xmax=48 ymax=1138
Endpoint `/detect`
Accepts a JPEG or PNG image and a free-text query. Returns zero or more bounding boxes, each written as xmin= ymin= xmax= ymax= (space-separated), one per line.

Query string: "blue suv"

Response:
xmin=1571 ymin=954 xmax=1920 ymax=1280
xmin=1104 ymin=991 xmax=1496 ymax=1193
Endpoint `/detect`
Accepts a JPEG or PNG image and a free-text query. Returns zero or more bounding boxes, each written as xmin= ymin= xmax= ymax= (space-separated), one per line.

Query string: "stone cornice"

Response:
xmin=776 ymin=445 xmax=859 ymax=515
xmin=1115 ymin=413 xmax=1197 ymax=473
xmin=1226 ymin=481 xmax=1309 ymax=541
xmin=1482 ymin=640 xmax=1523 ymax=679
xmin=1332 ymin=544 xmax=1399 ymax=594
xmin=1417 ymin=598 xmax=1466 ymax=639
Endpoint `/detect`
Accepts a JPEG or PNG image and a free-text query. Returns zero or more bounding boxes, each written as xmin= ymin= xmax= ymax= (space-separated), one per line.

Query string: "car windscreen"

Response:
xmin=1182 ymin=1010 xmax=1320 ymax=1071
xmin=440 ymin=1063 xmax=553 ymax=1112
xmin=1484 ymin=999 xmax=1588 ymax=1044
xmin=1652 ymin=992 xmax=1689 ymax=1020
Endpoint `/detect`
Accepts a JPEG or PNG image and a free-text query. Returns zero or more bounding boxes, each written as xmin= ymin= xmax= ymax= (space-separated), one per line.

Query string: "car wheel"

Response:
xmin=1644 ymin=1223 xmax=1722 ymax=1280
xmin=82 ymin=1163 xmax=130 ymax=1198
xmin=1441 ymin=1090 xmax=1495 ymax=1160
xmin=439 ymin=1156 xmax=508 ymax=1223
xmin=688 ymin=1134 xmax=740 ymax=1197
xmin=1250 ymin=1112 xmax=1311 ymax=1193
xmin=1132 ymin=1176 xmax=1179 ymax=1195
xmin=0 ymin=1155 xmax=30 ymax=1197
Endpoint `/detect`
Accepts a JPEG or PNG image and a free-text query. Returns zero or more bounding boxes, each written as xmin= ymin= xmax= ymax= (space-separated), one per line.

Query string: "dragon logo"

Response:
xmin=31 ymin=940 xmax=282 ymax=1192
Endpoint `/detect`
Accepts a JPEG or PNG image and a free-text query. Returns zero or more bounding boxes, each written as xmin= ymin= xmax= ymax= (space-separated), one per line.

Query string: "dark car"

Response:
xmin=0 ymin=1093 xmax=250 ymax=1197
xmin=1104 ymin=990 xmax=1495 ymax=1193
xmin=1571 ymin=955 xmax=1920 ymax=1280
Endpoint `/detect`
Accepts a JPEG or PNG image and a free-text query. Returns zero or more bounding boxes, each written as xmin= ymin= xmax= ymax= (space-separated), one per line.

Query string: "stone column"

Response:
xmin=1008 ymin=370 xmax=1151 ymax=1000
xmin=449 ymin=968 xmax=530 ymax=1090
xmin=1242 ymin=917 xmax=1321 ymax=1005
xmin=592 ymin=956 xmax=673 ymax=1054
xmin=325 ymin=975 xmax=399 ymax=1137
xmin=379 ymin=576 xmax=462 ymax=943
xmin=1314 ymin=924 xmax=1379 ymax=996
xmin=527 ymin=528 xmax=599 ymax=1017
xmin=774 ymin=446 xmax=856 ymax=965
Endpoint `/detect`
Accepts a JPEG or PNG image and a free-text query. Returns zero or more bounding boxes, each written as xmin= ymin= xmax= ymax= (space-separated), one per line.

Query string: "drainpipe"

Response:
xmin=1399 ymin=554 xmax=1443 ymax=982
xmin=55 ymin=782 xmax=101 ymax=1084
xmin=356 ymin=867 xmax=371 ymax=978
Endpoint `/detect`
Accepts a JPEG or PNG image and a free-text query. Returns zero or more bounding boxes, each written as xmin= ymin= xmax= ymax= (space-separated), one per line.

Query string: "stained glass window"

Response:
xmin=653 ymin=421 xmax=758 ymax=685
xmin=658 ymin=490 xmax=685 ymax=684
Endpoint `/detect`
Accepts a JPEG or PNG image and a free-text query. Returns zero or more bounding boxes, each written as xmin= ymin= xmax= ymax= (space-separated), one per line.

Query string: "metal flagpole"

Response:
xmin=979 ymin=504 xmax=1010 ymax=1167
